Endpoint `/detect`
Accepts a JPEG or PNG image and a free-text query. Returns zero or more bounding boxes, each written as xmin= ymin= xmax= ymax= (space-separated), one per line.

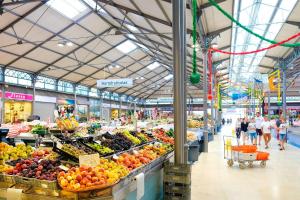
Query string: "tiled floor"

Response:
xmin=191 ymin=124 xmax=300 ymax=200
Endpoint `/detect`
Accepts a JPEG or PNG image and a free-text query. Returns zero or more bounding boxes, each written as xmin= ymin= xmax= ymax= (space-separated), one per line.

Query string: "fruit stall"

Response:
xmin=0 ymin=121 xmax=175 ymax=200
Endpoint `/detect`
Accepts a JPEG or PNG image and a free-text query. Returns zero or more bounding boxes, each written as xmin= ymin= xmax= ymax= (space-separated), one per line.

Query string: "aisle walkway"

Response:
xmin=191 ymin=124 xmax=300 ymax=200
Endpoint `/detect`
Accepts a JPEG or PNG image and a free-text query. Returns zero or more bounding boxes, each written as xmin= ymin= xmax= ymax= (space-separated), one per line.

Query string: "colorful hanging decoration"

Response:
xmin=210 ymin=32 xmax=300 ymax=55
xmin=217 ymin=83 xmax=222 ymax=111
xmin=268 ymin=69 xmax=282 ymax=105
xmin=190 ymin=0 xmax=200 ymax=84
xmin=207 ymin=50 xmax=213 ymax=100
xmin=208 ymin=0 xmax=300 ymax=47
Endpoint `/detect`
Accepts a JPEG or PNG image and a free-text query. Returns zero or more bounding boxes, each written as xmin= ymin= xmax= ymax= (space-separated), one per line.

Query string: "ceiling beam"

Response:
xmin=1 ymin=0 xmax=45 ymax=6
xmin=286 ymin=20 xmax=300 ymax=28
xmin=0 ymin=1 xmax=45 ymax=34
xmin=95 ymin=0 xmax=193 ymax=34
xmin=5 ymin=10 xmax=93 ymax=70
xmin=259 ymin=65 xmax=274 ymax=70
xmin=161 ymin=0 xmax=226 ymax=10
xmin=207 ymin=25 xmax=231 ymax=38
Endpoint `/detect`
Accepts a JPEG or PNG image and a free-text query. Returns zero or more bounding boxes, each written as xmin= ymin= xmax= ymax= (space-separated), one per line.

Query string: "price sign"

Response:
xmin=112 ymin=154 xmax=119 ymax=160
xmin=59 ymin=165 xmax=70 ymax=171
xmin=56 ymin=141 xmax=63 ymax=149
xmin=7 ymin=188 xmax=22 ymax=200
xmin=79 ymin=153 xmax=100 ymax=167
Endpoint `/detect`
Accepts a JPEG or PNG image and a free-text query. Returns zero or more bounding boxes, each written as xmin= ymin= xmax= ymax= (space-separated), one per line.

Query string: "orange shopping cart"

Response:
xmin=223 ymin=136 xmax=269 ymax=169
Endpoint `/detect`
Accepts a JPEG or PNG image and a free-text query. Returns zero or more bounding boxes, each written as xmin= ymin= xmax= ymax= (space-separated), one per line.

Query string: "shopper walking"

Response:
xmin=222 ymin=118 xmax=225 ymax=125
xmin=276 ymin=117 xmax=282 ymax=146
xmin=279 ymin=118 xmax=288 ymax=151
xmin=248 ymin=118 xmax=257 ymax=145
xmin=255 ymin=112 xmax=264 ymax=145
xmin=262 ymin=116 xmax=272 ymax=149
xmin=235 ymin=118 xmax=241 ymax=140
xmin=241 ymin=118 xmax=249 ymax=145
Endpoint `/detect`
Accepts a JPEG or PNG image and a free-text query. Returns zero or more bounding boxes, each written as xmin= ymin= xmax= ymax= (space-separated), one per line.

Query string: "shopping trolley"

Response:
xmin=223 ymin=136 xmax=269 ymax=169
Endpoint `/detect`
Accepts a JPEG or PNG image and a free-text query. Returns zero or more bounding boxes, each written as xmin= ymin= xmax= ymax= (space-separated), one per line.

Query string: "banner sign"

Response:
xmin=4 ymin=92 xmax=33 ymax=101
xmin=57 ymin=99 xmax=75 ymax=105
xmin=97 ymin=79 xmax=133 ymax=88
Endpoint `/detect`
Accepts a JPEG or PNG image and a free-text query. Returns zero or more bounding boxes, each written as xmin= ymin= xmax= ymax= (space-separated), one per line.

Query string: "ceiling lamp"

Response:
xmin=66 ymin=41 xmax=73 ymax=46
xmin=57 ymin=41 xmax=65 ymax=47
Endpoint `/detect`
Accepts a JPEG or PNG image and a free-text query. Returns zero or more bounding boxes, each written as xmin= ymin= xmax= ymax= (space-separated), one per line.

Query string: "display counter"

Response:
xmin=0 ymin=152 xmax=173 ymax=200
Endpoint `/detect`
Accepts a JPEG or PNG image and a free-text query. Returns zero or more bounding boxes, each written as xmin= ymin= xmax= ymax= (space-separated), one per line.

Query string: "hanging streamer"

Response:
xmin=277 ymin=70 xmax=282 ymax=106
xmin=208 ymin=50 xmax=213 ymax=100
xmin=217 ymin=83 xmax=222 ymax=111
xmin=190 ymin=0 xmax=200 ymax=84
xmin=268 ymin=69 xmax=281 ymax=105
xmin=210 ymin=32 xmax=300 ymax=55
xmin=208 ymin=0 xmax=300 ymax=47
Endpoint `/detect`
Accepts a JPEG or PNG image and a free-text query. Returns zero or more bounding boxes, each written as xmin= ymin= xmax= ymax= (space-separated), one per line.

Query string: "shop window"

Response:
xmin=102 ymin=91 xmax=110 ymax=99
xmin=112 ymin=93 xmax=119 ymax=101
xmin=89 ymin=88 xmax=98 ymax=97
xmin=58 ymin=80 xmax=74 ymax=93
xmin=90 ymin=99 xmax=101 ymax=120
xmin=76 ymin=85 xmax=89 ymax=96
xmin=5 ymin=69 xmax=32 ymax=86
xmin=35 ymin=76 xmax=56 ymax=90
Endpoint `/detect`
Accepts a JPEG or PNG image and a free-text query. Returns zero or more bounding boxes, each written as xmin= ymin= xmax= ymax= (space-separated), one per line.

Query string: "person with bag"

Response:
xmin=261 ymin=116 xmax=272 ymax=149
xmin=241 ymin=118 xmax=249 ymax=145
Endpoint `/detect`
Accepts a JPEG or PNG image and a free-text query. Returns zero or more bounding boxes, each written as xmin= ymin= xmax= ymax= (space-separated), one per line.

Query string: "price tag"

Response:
xmin=79 ymin=153 xmax=100 ymax=167
xmin=7 ymin=188 xmax=22 ymax=200
xmin=112 ymin=154 xmax=119 ymax=160
xmin=132 ymin=150 xmax=139 ymax=155
xmin=56 ymin=141 xmax=63 ymax=149
xmin=59 ymin=165 xmax=69 ymax=171
xmin=95 ymin=141 xmax=101 ymax=145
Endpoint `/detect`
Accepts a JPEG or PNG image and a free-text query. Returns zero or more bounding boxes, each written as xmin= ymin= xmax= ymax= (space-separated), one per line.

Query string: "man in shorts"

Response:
xmin=255 ymin=112 xmax=264 ymax=145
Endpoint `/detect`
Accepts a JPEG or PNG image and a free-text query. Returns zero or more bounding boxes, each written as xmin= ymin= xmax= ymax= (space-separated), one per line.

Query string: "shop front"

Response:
xmin=2 ymin=91 xmax=33 ymax=123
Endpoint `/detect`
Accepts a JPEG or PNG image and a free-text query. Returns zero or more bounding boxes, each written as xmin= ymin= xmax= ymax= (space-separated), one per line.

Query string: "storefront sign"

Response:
xmin=35 ymin=95 xmax=56 ymax=103
xmin=4 ymin=92 xmax=33 ymax=101
xmin=57 ymin=99 xmax=75 ymax=105
xmin=97 ymin=78 xmax=133 ymax=88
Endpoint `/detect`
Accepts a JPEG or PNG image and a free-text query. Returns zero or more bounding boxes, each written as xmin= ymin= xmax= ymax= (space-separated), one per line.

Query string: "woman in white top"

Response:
xmin=261 ymin=116 xmax=272 ymax=149
xmin=279 ymin=118 xmax=288 ymax=151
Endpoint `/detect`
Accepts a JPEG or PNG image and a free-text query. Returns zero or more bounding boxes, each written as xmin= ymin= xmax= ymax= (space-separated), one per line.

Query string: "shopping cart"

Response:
xmin=223 ymin=136 xmax=269 ymax=169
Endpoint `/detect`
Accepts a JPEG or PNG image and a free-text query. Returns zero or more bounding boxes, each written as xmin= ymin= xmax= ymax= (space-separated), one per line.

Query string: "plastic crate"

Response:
xmin=164 ymin=162 xmax=192 ymax=174
xmin=164 ymin=193 xmax=191 ymax=200
xmin=164 ymin=183 xmax=191 ymax=194
xmin=164 ymin=174 xmax=191 ymax=185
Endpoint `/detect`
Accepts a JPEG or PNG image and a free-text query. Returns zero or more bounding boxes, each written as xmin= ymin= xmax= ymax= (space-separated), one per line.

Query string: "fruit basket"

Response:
xmin=14 ymin=176 xmax=59 ymax=190
xmin=80 ymin=141 xmax=114 ymax=157
xmin=53 ymin=143 xmax=79 ymax=162
xmin=0 ymin=174 xmax=15 ymax=184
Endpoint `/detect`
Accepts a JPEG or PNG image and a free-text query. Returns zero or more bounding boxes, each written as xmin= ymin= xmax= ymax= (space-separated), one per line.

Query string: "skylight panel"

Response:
xmin=127 ymin=34 xmax=136 ymax=40
xmin=137 ymin=43 xmax=149 ymax=51
xmin=116 ymin=40 xmax=137 ymax=54
xmin=147 ymin=62 xmax=160 ymax=70
xmin=126 ymin=24 xmax=138 ymax=32
xmin=47 ymin=0 xmax=87 ymax=19
xmin=164 ymin=74 xmax=173 ymax=80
